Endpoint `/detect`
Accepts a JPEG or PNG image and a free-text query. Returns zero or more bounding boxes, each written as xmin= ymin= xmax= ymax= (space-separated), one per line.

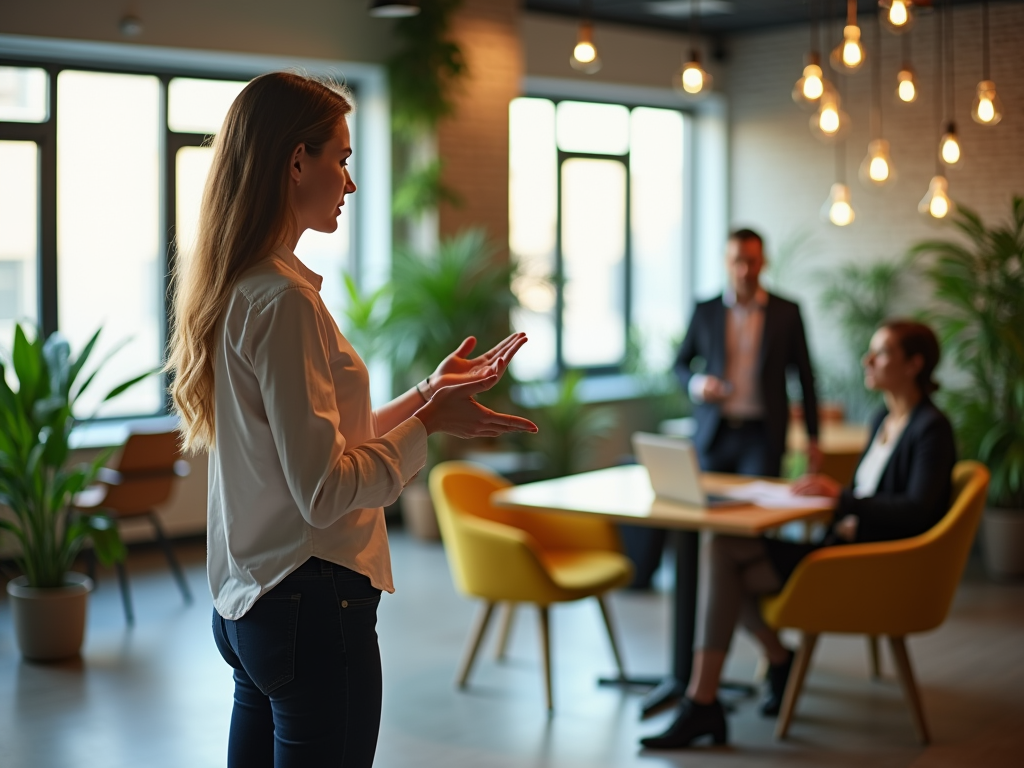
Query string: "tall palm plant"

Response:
xmin=911 ymin=197 xmax=1024 ymax=509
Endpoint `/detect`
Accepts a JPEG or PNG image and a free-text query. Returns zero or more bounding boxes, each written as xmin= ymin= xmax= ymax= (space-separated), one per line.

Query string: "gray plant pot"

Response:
xmin=401 ymin=480 xmax=440 ymax=541
xmin=981 ymin=507 xmax=1024 ymax=581
xmin=6 ymin=573 xmax=94 ymax=661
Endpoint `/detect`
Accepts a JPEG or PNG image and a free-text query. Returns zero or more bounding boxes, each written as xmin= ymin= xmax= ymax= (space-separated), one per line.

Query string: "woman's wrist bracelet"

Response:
xmin=416 ymin=379 xmax=430 ymax=402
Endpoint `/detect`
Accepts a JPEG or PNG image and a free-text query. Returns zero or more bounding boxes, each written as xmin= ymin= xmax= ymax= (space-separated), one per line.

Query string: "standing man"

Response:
xmin=675 ymin=228 xmax=821 ymax=477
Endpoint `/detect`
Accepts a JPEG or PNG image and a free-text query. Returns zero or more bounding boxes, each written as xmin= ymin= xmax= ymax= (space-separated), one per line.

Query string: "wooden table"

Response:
xmin=492 ymin=464 xmax=835 ymax=715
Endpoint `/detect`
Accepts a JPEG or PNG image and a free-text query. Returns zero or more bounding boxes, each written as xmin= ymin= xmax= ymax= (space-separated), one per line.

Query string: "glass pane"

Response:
xmin=556 ymin=101 xmax=629 ymax=155
xmin=0 ymin=141 xmax=39 ymax=360
xmin=631 ymin=107 xmax=686 ymax=372
xmin=0 ymin=67 xmax=48 ymax=123
xmin=175 ymin=146 xmax=215 ymax=264
xmin=509 ymin=97 xmax=558 ymax=381
xmin=168 ymin=77 xmax=248 ymax=134
xmin=561 ymin=158 xmax=627 ymax=368
xmin=57 ymin=70 xmax=162 ymax=417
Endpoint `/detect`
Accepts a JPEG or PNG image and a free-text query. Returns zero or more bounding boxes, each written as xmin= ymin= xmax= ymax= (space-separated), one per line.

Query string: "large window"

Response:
xmin=509 ymin=97 xmax=688 ymax=382
xmin=0 ymin=63 xmax=356 ymax=418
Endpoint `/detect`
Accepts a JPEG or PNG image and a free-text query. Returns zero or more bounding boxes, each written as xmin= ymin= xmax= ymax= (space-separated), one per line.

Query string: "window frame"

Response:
xmin=0 ymin=52 xmax=367 ymax=419
xmin=519 ymin=93 xmax=693 ymax=380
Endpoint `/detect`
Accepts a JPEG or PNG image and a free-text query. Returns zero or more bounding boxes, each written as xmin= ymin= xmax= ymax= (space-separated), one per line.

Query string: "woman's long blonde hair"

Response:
xmin=166 ymin=72 xmax=353 ymax=453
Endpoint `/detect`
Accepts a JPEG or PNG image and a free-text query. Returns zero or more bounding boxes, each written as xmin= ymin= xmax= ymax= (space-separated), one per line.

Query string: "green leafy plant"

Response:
xmin=817 ymin=258 xmax=911 ymax=422
xmin=0 ymin=325 xmax=153 ymax=587
xmin=911 ymin=197 xmax=1024 ymax=510
xmin=523 ymin=372 xmax=618 ymax=479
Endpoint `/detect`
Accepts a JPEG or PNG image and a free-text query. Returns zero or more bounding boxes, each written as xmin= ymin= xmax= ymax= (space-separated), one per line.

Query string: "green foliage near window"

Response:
xmin=523 ymin=372 xmax=618 ymax=479
xmin=392 ymin=158 xmax=462 ymax=218
xmin=343 ymin=228 xmax=516 ymax=388
xmin=911 ymin=197 xmax=1024 ymax=510
xmin=387 ymin=0 xmax=466 ymax=140
xmin=816 ymin=258 xmax=911 ymax=422
xmin=0 ymin=325 xmax=155 ymax=588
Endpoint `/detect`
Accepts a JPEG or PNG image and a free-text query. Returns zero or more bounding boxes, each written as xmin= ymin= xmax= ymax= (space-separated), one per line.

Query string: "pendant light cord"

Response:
xmin=901 ymin=23 xmax=911 ymax=68
xmin=982 ymin=0 xmax=990 ymax=81
xmin=946 ymin=0 xmax=955 ymax=121
xmin=872 ymin=10 xmax=882 ymax=139
xmin=935 ymin=0 xmax=944 ymax=174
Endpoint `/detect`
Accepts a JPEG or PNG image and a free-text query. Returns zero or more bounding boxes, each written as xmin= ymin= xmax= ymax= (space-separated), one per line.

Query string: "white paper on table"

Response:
xmin=719 ymin=481 xmax=836 ymax=510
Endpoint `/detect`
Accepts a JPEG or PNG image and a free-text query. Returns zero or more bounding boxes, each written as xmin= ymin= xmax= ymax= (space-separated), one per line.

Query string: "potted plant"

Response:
xmin=343 ymin=227 xmax=518 ymax=538
xmin=911 ymin=197 xmax=1024 ymax=579
xmin=0 ymin=324 xmax=152 ymax=660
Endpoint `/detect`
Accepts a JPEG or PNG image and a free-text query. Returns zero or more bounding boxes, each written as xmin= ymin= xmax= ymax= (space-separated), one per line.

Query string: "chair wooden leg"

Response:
xmin=148 ymin=512 xmax=192 ymax=604
xmin=775 ymin=632 xmax=818 ymax=740
xmin=888 ymin=636 xmax=930 ymax=744
xmin=456 ymin=601 xmax=495 ymax=688
xmin=115 ymin=560 xmax=135 ymax=626
xmin=596 ymin=594 xmax=627 ymax=679
xmin=538 ymin=605 xmax=553 ymax=712
xmin=494 ymin=602 xmax=516 ymax=660
xmin=868 ymin=635 xmax=882 ymax=679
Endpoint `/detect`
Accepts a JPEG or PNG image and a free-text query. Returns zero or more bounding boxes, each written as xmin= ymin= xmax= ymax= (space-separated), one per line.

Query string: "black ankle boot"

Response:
xmin=640 ymin=698 xmax=728 ymax=749
xmin=760 ymin=650 xmax=794 ymax=717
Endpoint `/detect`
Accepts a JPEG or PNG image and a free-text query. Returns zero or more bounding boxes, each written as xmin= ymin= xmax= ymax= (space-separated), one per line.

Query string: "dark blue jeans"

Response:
xmin=212 ymin=557 xmax=383 ymax=768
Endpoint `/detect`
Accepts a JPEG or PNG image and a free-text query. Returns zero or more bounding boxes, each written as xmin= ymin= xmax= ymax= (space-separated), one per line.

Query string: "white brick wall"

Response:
xmin=726 ymin=1 xmax=1024 ymax=373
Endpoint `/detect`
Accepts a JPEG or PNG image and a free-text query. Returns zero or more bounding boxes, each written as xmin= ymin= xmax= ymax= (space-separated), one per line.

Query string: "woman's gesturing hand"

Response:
xmin=425 ymin=333 xmax=527 ymax=395
xmin=790 ymin=473 xmax=842 ymax=499
xmin=415 ymin=374 xmax=538 ymax=438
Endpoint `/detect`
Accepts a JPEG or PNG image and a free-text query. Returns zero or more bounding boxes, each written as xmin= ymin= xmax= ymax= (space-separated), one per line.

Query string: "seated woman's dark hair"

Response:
xmin=881 ymin=319 xmax=941 ymax=395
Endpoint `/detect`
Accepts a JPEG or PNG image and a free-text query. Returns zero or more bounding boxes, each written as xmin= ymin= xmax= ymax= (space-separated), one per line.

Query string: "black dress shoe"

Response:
xmin=640 ymin=698 xmax=728 ymax=749
xmin=760 ymin=650 xmax=794 ymax=717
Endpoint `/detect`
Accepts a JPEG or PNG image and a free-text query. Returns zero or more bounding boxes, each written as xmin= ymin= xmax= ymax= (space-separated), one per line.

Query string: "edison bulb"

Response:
xmin=810 ymin=93 xmax=849 ymax=142
xmin=822 ymin=183 xmax=855 ymax=226
xmin=570 ymin=22 xmax=601 ymax=74
xmin=859 ymin=138 xmax=896 ymax=187
xmin=678 ymin=59 xmax=710 ymax=94
xmin=918 ymin=175 xmax=953 ymax=219
xmin=820 ymin=105 xmax=840 ymax=133
xmin=896 ymin=68 xmax=917 ymax=102
xmin=939 ymin=125 xmax=962 ymax=167
xmin=889 ymin=0 xmax=909 ymax=27
xmin=971 ymin=80 xmax=1003 ymax=125
xmin=831 ymin=25 xmax=865 ymax=72
xmin=793 ymin=60 xmax=828 ymax=108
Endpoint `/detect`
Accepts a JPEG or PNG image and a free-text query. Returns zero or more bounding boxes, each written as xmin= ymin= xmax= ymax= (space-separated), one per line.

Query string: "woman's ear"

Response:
xmin=289 ymin=143 xmax=305 ymax=185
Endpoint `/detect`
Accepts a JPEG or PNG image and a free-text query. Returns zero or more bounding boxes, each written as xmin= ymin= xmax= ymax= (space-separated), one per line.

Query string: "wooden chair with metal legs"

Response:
xmin=75 ymin=431 xmax=193 ymax=625
xmin=761 ymin=461 xmax=990 ymax=744
xmin=429 ymin=461 xmax=634 ymax=712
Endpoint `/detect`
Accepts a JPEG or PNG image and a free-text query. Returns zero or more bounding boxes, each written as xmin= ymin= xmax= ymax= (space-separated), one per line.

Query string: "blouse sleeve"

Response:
xmin=244 ymin=285 xmax=427 ymax=529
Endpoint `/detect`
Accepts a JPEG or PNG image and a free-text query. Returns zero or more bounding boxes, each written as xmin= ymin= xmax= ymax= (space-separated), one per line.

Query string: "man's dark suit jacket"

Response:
xmin=673 ymin=292 xmax=819 ymax=468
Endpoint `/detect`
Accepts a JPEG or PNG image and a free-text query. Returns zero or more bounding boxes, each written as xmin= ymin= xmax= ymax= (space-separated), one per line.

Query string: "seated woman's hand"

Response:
xmin=427 ymin=333 xmax=526 ymax=393
xmin=415 ymin=373 xmax=538 ymax=439
xmin=790 ymin=473 xmax=842 ymax=499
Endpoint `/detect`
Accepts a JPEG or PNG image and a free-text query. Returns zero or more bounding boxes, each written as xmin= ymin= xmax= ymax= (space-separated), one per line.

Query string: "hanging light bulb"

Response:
xmin=822 ymin=182 xmax=856 ymax=226
xmin=879 ymin=0 xmax=914 ymax=32
xmin=939 ymin=122 xmax=962 ymax=167
xmin=919 ymin=175 xmax=953 ymax=219
xmin=859 ymin=139 xmax=896 ymax=186
xmin=970 ymin=80 xmax=1003 ymax=126
xmin=676 ymin=52 xmax=711 ymax=95
xmin=831 ymin=24 xmax=866 ymax=72
xmin=570 ymin=21 xmax=601 ymax=74
xmin=896 ymin=67 xmax=917 ymax=102
xmin=793 ymin=55 xmax=827 ymax=108
xmin=810 ymin=91 xmax=849 ymax=141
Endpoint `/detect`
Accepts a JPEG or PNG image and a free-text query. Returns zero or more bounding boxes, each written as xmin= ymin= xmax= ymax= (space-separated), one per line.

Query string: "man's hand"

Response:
xmin=701 ymin=376 xmax=733 ymax=404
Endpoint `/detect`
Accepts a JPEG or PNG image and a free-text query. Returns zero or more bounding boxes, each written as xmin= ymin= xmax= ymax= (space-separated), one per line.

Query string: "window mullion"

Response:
xmin=38 ymin=65 xmax=59 ymax=338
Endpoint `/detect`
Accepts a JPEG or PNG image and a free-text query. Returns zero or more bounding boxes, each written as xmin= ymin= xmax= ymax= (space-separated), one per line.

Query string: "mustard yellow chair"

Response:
xmin=761 ymin=461 xmax=990 ymax=743
xmin=428 ymin=461 xmax=634 ymax=711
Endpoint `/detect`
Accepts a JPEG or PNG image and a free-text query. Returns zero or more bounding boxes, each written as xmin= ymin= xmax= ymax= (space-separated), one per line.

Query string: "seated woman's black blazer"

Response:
xmin=765 ymin=397 xmax=957 ymax=582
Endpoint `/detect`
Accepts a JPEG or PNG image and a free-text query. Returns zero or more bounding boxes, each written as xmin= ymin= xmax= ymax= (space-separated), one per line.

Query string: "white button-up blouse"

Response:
xmin=207 ymin=245 xmax=427 ymax=620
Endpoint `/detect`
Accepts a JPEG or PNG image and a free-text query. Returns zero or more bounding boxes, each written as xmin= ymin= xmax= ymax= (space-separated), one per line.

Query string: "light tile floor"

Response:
xmin=1 ymin=532 xmax=1022 ymax=767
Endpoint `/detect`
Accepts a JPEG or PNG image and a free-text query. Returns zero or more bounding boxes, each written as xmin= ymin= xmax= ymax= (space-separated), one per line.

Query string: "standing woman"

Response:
xmin=166 ymin=72 xmax=536 ymax=767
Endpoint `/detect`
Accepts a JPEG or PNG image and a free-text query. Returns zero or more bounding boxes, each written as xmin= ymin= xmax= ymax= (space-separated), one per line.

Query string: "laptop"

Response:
xmin=632 ymin=432 xmax=742 ymax=508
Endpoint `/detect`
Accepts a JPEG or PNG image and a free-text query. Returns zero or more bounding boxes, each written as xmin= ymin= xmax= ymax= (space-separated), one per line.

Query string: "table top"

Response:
xmin=788 ymin=420 xmax=871 ymax=454
xmin=491 ymin=465 xmax=834 ymax=536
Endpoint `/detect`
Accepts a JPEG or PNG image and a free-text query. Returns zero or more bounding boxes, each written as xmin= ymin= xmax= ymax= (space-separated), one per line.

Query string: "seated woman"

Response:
xmin=641 ymin=319 xmax=957 ymax=749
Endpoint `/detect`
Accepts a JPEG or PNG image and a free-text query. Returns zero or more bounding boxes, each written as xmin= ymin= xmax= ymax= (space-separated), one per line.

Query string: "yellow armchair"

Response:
xmin=429 ymin=461 xmax=634 ymax=710
xmin=761 ymin=461 xmax=990 ymax=743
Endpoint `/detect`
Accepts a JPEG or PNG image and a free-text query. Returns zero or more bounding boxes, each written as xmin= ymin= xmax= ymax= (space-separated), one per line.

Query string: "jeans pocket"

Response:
xmin=233 ymin=593 xmax=301 ymax=696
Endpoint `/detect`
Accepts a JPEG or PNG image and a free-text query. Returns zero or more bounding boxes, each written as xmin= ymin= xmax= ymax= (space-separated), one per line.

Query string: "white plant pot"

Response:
xmin=7 ymin=572 xmax=93 ymax=661
xmin=981 ymin=508 xmax=1024 ymax=581
xmin=401 ymin=480 xmax=440 ymax=541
